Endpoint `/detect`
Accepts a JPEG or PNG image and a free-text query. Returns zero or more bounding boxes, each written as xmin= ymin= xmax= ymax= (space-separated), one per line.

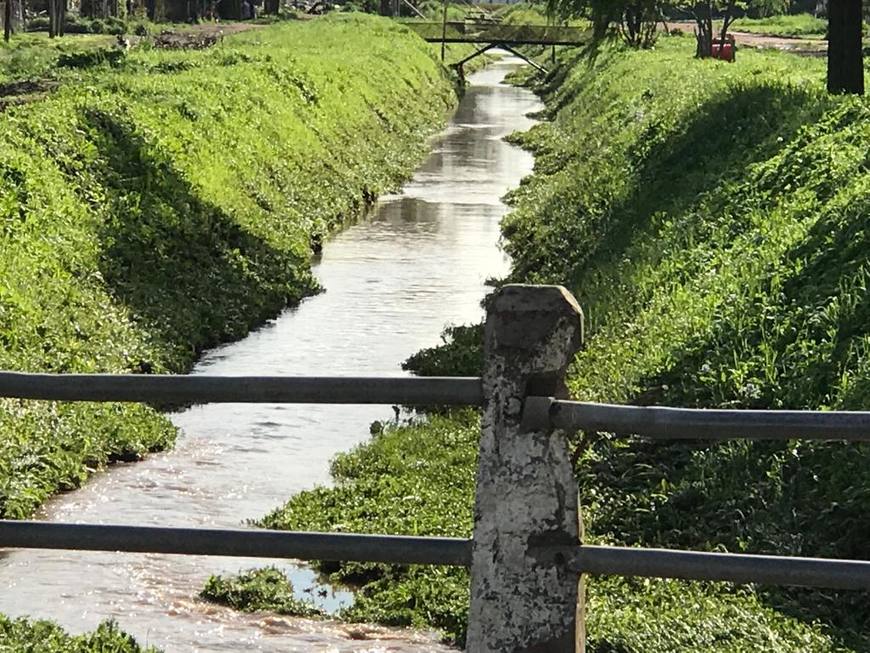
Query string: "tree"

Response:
xmin=80 ymin=0 xmax=119 ymax=17
xmin=547 ymin=0 xmax=661 ymax=48
xmin=826 ymin=0 xmax=864 ymax=94
xmin=684 ymin=0 xmax=743 ymax=58
xmin=548 ymin=0 xmax=749 ymax=52
xmin=2 ymin=0 xmax=23 ymax=42
xmin=47 ymin=0 xmax=65 ymax=37
xmin=617 ymin=0 xmax=659 ymax=47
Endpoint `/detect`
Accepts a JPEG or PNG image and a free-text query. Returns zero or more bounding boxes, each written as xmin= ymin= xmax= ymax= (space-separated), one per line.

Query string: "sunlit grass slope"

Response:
xmin=0 ymin=14 xmax=458 ymax=518
xmin=503 ymin=33 xmax=870 ymax=650
xmin=249 ymin=34 xmax=870 ymax=650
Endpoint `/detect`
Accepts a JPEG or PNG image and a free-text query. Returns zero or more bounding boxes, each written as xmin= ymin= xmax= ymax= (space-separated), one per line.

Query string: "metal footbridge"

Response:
xmin=405 ymin=22 xmax=586 ymax=46
xmin=404 ymin=21 xmax=587 ymax=74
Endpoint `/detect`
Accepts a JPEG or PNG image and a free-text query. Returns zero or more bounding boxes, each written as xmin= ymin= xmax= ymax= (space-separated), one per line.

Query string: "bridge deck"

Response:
xmin=404 ymin=22 xmax=586 ymax=46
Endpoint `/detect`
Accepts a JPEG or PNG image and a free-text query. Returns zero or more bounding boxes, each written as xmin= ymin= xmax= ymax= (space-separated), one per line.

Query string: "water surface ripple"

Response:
xmin=0 ymin=57 xmax=541 ymax=652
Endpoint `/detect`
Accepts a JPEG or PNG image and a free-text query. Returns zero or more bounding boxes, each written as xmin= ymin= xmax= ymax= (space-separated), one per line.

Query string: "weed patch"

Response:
xmin=258 ymin=412 xmax=479 ymax=644
xmin=505 ymin=35 xmax=870 ymax=650
xmin=201 ymin=568 xmax=324 ymax=617
xmin=0 ymin=617 xmax=155 ymax=652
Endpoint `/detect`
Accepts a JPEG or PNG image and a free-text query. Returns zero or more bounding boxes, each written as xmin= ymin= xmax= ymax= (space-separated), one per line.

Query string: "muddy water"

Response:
xmin=0 ymin=57 xmax=541 ymax=652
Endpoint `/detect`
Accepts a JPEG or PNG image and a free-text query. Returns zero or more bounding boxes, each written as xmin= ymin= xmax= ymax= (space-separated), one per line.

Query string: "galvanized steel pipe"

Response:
xmin=567 ymin=545 xmax=870 ymax=590
xmin=544 ymin=399 xmax=870 ymax=441
xmin=0 ymin=521 xmax=472 ymax=566
xmin=0 ymin=372 xmax=483 ymax=406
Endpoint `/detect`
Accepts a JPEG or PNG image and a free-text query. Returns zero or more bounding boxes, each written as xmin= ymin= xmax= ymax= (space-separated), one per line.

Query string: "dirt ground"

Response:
xmin=667 ymin=20 xmax=828 ymax=56
xmin=729 ymin=30 xmax=827 ymax=56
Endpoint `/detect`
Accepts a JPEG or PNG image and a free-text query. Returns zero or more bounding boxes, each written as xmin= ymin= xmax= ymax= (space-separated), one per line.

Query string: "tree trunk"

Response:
xmin=52 ymin=0 xmax=64 ymax=36
xmin=48 ymin=0 xmax=56 ymax=36
xmin=695 ymin=19 xmax=712 ymax=57
xmin=81 ymin=0 xmax=115 ymax=18
xmin=3 ymin=0 xmax=11 ymax=42
xmin=3 ymin=0 xmax=23 ymax=41
xmin=693 ymin=0 xmax=713 ymax=57
xmin=622 ymin=5 xmax=641 ymax=46
xmin=826 ymin=0 xmax=864 ymax=94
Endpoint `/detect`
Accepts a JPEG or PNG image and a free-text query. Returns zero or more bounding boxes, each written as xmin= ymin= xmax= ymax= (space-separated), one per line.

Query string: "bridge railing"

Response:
xmin=1 ymin=284 xmax=869 ymax=652
xmin=404 ymin=21 xmax=587 ymax=45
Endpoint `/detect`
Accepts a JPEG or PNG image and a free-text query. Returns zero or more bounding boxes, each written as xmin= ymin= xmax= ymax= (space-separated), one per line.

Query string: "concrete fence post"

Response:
xmin=467 ymin=284 xmax=585 ymax=653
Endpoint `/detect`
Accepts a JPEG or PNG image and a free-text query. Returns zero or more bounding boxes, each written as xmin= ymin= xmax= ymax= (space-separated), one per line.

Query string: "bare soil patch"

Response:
xmin=667 ymin=21 xmax=827 ymax=57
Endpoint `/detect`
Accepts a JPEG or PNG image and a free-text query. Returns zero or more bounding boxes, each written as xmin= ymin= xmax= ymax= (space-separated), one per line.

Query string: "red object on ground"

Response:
xmin=712 ymin=40 xmax=735 ymax=62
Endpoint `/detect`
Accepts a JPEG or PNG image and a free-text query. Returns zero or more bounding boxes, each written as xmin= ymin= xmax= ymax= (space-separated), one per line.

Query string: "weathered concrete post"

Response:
xmin=467 ymin=284 xmax=584 ymax=653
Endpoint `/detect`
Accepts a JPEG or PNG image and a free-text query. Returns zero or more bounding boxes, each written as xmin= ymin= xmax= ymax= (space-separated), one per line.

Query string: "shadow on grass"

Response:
xmin=568 ymin=82 xmax=830 ymax=287
xmin=512 ymin=67 xmax=870 ymax=649
xmin=506 ymin=82 xmax=832 ymax=285
xmin=84 ymin=108 xmax=317 ymax=370
xmin=584 ymin=198 xmax=870 ymax=649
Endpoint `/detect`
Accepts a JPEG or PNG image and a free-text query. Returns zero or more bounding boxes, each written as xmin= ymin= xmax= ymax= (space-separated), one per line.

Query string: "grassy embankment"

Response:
xmin=0 ymin=13 xmax=460 ymax=518
xmin=0 ymin=13 xmax=466 ymax=649
xmin=210 ymin=31 xmax=870 ymax=651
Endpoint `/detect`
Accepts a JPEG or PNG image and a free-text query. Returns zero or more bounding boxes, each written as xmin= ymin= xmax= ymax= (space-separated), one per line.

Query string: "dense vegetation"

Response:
xmin=233 ymin=33 xmax=870 ymax=650
xmin=0 ymin=617 xmax=156 ymax=652
xmin=201 ymin=567 xmax=324 ymax=617
xmin=255 ymin=412 xmax=479 ymax=640
xmin=0 ymin=15 xmax=460 ymax=518
xmin=1 ymin=31 xmax=115 ymax=82
xmin=502 ymin=31 xmax=870 ymax=649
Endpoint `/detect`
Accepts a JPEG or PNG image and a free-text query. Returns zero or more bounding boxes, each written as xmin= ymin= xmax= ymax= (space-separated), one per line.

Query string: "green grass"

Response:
xmin=586 ymin=577 xmax=843 ymax=652
xmin=499 ymin=2 xmax=590 ymax=29
xmin=407 ymin=2 xmax=473 ymax=22
xmin=498 ymin=3 xmax=552 ymax=25
xmin=256 ymin=412 xmax=478 ymax=644
xmin=0 ymin=32 xmax=117 ymax=83
xmin=504 ymin=33 xmax=870 ymax=649
xmin=0 ymin=14 xmax=460 ymax=520
xmin=201 ymin=568 xmax=324 ymax=617
xmin=0 ymin=617 xmax=156 ymax=652
xmin=730 ymin=13 xmax=828 ymax=38
xmin=402 ymin=324 xmax=483 ymax=376
xmin=215 ymin=33 xmax=870 ymax=650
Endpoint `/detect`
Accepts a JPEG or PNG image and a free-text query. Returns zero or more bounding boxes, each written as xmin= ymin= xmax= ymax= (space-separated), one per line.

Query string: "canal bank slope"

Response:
xmin=0 ymin=16 xmax=459 ymax=519
xmin=236 ymin=35 xmax=870 ymax=651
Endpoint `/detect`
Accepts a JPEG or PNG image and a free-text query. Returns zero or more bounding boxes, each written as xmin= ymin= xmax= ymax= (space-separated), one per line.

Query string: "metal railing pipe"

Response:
xmin=0 ymin=521 xmax=472 ymax=566
xmin=404 ymin=22 xmax=587 ymax=45
xmin=564 ymin=545 xmax=870 ymax=590
xmin=0 ymin=373 xmax=483 ymax=406
xmin=545 ymin=399 xmax=870 ymax=441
